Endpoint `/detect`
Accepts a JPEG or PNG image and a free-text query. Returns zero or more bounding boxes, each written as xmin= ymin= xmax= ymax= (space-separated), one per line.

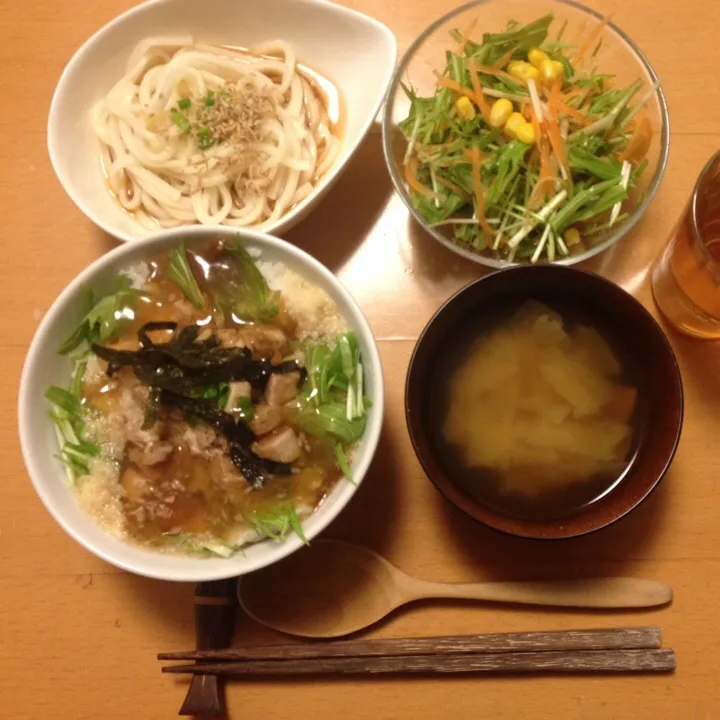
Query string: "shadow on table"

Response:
xmin=283 ymin=131 xmax=394 ymax=272
xmin=404 ymin=216 xmax=487 ymax=287
xmin=93 ymin=226 xmax=121 ymax=255
xmin=665 ymin=330 xmax=720 ymax=403
xmin=580 ymin=212 xmax=656 ymax=282
xmin=437 ymin=466 xmax=673 ymax=582
xmin=118 ymin=573 xmax=196 ymax=633
xmin=324 ymin=415 xmax=404 ymax=560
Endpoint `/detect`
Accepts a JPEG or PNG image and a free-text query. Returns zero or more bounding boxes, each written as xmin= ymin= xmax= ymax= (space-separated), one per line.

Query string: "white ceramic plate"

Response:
xmin=47 ymin=0 xmax=397 ymax=242
xmin=18 ymin=227 xmax=384 ymax=581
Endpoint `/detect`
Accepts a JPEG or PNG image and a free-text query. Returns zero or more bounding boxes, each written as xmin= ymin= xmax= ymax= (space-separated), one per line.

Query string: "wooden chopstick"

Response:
xmin=162 ymin=648 xmax=676 ymax=676
xmin=158 ymin=626 xmax=661 ymax=663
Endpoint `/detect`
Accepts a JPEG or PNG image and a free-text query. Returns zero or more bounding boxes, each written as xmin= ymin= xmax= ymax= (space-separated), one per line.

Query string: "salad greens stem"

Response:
xmin=568 ymin=79 xmax=642 ymax=139
xmin=165 ymin=241 xmax=204 ymax=308
xmin=507 ymin=189 xmax=567 ymax=248
xmin=609 ymin=161 xmax=632 ymax=227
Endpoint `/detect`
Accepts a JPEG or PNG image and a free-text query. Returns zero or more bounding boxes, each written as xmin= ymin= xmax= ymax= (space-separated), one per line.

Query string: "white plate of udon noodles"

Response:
xmin=47 ymin=0 xmax=397 ymax=242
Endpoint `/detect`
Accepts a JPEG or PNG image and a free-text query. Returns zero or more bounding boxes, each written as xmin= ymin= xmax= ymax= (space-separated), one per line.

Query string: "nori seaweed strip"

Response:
xmin=142 ymin=387 xmax=162 ymax=430
xmin=90 ymin=340 xmax=305 ymax=391
xmin=90 ymin=325 xmax=304 ymax=486
xmin=229 ymin=443 xmax=292 ymax=489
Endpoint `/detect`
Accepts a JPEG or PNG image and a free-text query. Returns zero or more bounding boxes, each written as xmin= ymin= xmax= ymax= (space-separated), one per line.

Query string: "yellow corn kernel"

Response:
xmin=489 ymin=98 xmax=513 ymax=128
xmin=564 ymin=228 xmax=582 ymax=247
xmin=504 ymin=111 xmax=526 ymax=139
xmin=516 ymin=121 xmax=536 ymax=145
xmin=540 ymin=59 xmax=565 ymax=84
xmin=455 ymin=96 xmax=477 ymax=120
xmin=528 ymin=47 xmax=550 ymax=69
xmin=508 ymin=60 xmax=540 ymax=82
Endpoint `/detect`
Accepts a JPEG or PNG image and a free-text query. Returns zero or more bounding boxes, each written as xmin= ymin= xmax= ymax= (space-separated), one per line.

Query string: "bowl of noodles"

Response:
xmin=47 ymin=0 xmax=397 ymax=242
xmin=19 ymin=226 xmax=384 ymax=581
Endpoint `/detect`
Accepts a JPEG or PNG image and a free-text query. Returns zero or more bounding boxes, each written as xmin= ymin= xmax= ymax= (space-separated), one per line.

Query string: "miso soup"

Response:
xmin=429 ymin=300 xmax=643 ymax=521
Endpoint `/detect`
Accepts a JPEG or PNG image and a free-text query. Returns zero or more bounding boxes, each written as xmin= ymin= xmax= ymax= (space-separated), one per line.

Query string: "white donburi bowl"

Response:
xmin=18 ymin=227 xmax=384 ymax=581
xmin=48 ymin=0 xmax=397 ymax=242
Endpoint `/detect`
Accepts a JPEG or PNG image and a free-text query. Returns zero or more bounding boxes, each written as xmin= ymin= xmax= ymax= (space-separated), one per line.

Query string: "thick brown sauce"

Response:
xmin=82 ymin=241 xmax=341 ymax=549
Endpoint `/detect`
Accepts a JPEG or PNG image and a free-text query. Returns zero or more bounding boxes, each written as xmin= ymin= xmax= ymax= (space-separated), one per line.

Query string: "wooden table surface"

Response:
xmin=2 ymin=0 xmax=719 ymax=717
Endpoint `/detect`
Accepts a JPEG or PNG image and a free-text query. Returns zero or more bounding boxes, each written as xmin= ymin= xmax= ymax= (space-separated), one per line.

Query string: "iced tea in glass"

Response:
xmin=651 ymin=151 xmax=720 ymax=339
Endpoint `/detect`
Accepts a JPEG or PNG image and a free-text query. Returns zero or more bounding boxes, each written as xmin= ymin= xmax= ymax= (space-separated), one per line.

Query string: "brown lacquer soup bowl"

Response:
xmin=405 ymin=265 xmax=683 ymax=540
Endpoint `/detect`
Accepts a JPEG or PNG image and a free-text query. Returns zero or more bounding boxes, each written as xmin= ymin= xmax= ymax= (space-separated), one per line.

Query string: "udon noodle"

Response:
xmin=91 ymin=37 xmax=341 ymax=230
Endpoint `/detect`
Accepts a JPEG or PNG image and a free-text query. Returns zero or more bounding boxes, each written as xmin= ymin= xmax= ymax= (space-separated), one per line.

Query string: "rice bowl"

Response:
xmin=19 ymin=227 xmax=384 ymax=581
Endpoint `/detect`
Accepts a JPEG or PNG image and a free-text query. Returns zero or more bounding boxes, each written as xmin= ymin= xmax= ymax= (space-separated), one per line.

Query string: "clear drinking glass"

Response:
xmin=651 ymin=151 xmax=720 ymax=339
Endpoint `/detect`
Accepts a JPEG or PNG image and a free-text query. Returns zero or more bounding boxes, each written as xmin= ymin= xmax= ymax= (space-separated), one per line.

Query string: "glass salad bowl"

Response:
xmin=381 ymin=0 xmax=669 ymax=268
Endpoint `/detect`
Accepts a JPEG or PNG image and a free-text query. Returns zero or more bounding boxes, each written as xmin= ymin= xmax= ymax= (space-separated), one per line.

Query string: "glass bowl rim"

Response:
xmin=381 ymin=0 xmax=671 ymax=269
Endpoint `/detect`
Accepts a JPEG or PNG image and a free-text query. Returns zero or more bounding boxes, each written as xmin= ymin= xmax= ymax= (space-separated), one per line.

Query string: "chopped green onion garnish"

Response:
xmin=170 ymin=109 xmax=191 ymax=134
xmin=197 ymin=126 xmax=214 ymax=150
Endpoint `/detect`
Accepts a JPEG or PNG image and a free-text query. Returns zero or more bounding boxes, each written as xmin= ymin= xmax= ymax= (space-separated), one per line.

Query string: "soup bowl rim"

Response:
xmin=405 ymin=264 xmax=684 ymax=540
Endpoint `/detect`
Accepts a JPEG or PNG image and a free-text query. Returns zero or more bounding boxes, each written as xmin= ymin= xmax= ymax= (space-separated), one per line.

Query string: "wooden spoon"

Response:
xmin=238 ymin=540 xmax=672 ymax=638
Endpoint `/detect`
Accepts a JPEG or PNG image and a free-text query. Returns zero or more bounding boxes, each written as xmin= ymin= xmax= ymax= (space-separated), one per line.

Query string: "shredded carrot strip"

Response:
xmin=556 ymin=100 xmax=593 ymax=126
xmin=539 ymin=142 xmax=555 ymax=193
xmin=544 ymin=82 xmax=569 ymax=171
xmin=492 ymin=45 xmax=518 ymax=70
xmin=469 ymin=146 xmax=494 ymax=236
xmin=435 ymin=176 xmax=469 ymax=197
xmin=405 ymin=156 xmax=441 ymax=199
xmin=575 ymin=14 xmax=612 ymax=62
xmin=561 ymin=87 xmax=582 ymax=103
xmin=467 ymin=60 xmax=492 ymax=123
xmin=527 ymin=105 xmax=554 ymax=207
xmin=521 ymin=102 xmax=532 ymax=121
xmin=458 ymin=17 xmax=479 ymax=56
xmin=436 ymin=77 xmax=485 ymax=111
xmin=462 ymin=147 xmax=486 ymax=161
xmin=619 ymin=113 xmax=653 ymax=164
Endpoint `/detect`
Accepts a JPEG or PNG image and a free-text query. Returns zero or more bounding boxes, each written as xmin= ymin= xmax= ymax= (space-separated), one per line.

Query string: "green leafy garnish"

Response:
xmin=178 ymin=97 xmax=192 ymax=110
xmin=171 ymin=109 xmax=191 ymax=134
xmin=296 ymin=403 xmax=367 ymax=445
xmin=296 ymin=332 xmax=368 ymax=478
xmin=245 ymin=503 xmax=308 ymax=544
xmin=165 ymin=241 xmax=205 ymax=309
xmin=222 ymin=236 xmax=278 ymax=322
xmin=197 ymin=126 xmax=214 ymax=150
xmin=45 ymin=360 xmax=99 ymax=482
xmin=58 ymin=276 xmax=146 ymax=355
xmin=207 ymin=385 xmax=254 ymax=422
xmin=198 ymin=382 xmax=230 ymax=409
xmin=203 ymin=90 xmax=215 ymax=108
xmin=451 ymin=14 xmax=553 ymax=63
